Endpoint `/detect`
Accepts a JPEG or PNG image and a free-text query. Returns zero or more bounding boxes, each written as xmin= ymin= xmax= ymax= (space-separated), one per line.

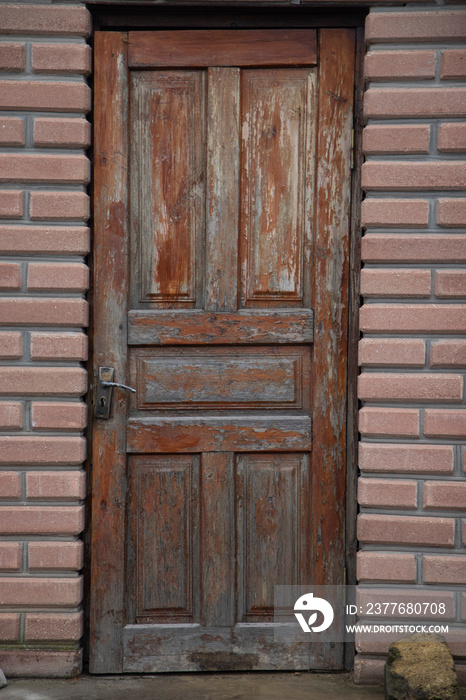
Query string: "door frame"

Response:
xmin=87 ymin=13 xmax=364 ymax=673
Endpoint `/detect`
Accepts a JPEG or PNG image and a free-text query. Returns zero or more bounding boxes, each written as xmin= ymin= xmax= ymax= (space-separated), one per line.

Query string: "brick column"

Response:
xmin=0 ymin=3 xmax=90 ymax=677
xmin=355 ymin=6 xmax=466 ymax=685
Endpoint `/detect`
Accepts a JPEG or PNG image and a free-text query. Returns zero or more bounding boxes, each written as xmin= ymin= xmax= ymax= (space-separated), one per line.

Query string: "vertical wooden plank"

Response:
xmin=90 ymin=31 xmax=128 ymax=674
xmin=310 ymin=29 xmax=355 ymax=597
xmin=205 ymin=67 xmax=240 ymax=312
xmin=201 ymin=453 xmax=234 ymax=626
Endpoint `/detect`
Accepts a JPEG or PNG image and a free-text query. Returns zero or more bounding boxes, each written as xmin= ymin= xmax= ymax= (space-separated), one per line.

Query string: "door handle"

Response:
xmin=95 ymin=366 xmax=136 ymax=419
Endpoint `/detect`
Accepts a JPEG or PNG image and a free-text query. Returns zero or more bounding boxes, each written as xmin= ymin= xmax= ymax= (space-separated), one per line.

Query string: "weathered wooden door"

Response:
xmin=91 ymin=28 xmax=355 ymax=674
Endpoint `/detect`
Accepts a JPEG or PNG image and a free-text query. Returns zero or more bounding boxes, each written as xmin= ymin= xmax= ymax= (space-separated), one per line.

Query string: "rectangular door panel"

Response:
xmin=130 ymin=346 xmax=310 ymax=411
xmin=240 ymin=70 xmax=315 ymax=307
xmin=130 ymin=71 xmax=205 ymax=307
xmin=127 ymin=455 xmax=200 ymax=624
xmin=236 ymin=453 xmax=310 ymax=621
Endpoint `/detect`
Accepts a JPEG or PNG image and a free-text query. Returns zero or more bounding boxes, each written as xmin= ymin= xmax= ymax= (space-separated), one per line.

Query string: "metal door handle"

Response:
xmin=95 ymin=366 xmax=136 ymax=419
xmin=101 ymin=380 xmax=136 ymax=393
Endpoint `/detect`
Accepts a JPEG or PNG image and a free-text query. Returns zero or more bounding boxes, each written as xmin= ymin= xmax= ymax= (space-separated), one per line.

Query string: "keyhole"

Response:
xmin=100 ymin=397 xmax=106 ymax=408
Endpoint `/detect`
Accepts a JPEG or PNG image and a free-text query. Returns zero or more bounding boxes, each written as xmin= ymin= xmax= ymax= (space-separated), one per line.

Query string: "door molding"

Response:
xmin=90 ymin=26 xmax=358 ymax=674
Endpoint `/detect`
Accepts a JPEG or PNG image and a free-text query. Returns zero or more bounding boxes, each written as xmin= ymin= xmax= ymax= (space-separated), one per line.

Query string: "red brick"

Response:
xmin=0 ymin=332 xmax=22 ymax=359
xmin=0 ymin=226 xmax=89 ymax=255
xmin=0 ymin=506 xmax=84 ymax=534
xmin=359 ymin=407 xmax=419 ymax=438
xmin=358 ymin=477 xmax=418 ymax=509
xmin=423 ymin=481 xmax=466 ymax=511
xmin=0 ymin=614 xmax=20 ymax=642
xmin=0 ymin=81 xmax=90 ymax=113
xmin=356 ymin=552 xmax=416 ymax=584
xmin=25 ymin=612 xmax=83 ymax=642
xmin=362 ymin=234 xmax=466 ymax=264
xmin=34 ymin=118 xmax=91 ymax=149
xmin=365 ymin=11 xmax=466 ymax=44
xmin=28 ymin=541 xmax=83 ymax=571
xmin=363 ymin=125 xmax=430 ymax=156
xmin=31 ymin=402 xmax=87 ymax=431
xmin=361 ymin=199 xmax=429 ymax=229
xmin=0 ymin=298 xmax=88 ymax=327
xmin=0 ymin=5 xmax=90 ymax=36
xmin=424 ymin=410 xmax=466 ymax=439
xmin=30 ymin=332 xmax=87 ymax=362
xmin=360 ymin=269 xmax=431 ymax=298
xmin=0 ymin=262 xmax=21 ymax=289
xmin=359 ymin=339 xmax=425 ymax=368
xmin=0 ymin=542 xmax=22 ymax=570
xmin=356 ymin=588 xmax=455 ymax=621
xmin=431 ymin=340 xmax=466 ymax=368
xmin=0 ymin=403 xmax=22 ymax=430
xmin=359 ymin=443 xmax=454 ymax=475
xmin=32 ymin=43 xmax=91 ymax=75
xmin=0 ymin=191 xmax=23 ymax=219
xmin=0 ymin=650 xmax=82 ymax=679
xmin=26 ymin=470 xmax=85 ymax=500
xmin=353 ymin=656 xmax=384 ymax=685
xmin=437 ymin=199 xmax=466 ymax=228
xmin=364 ymin=50 xmax=436 ymax=81
xmin=438 ymin=123 xmax=466 ymax=154
xmin=424 ymin=556 xmax=466 ymax=584
xmin=0 ymin=577 xmax=82 ymax=606
xmin=0 ymin=367 xmax=85 ymax=396
xmin=0 ymin=117 xmax=24 ymax=146
xmin=0 ymin=154 xmax=89 ymax=185
xmin=441 ymin=50 xmax=466 ymax=79
xmin=357 ymin=514 xmax=455 ymax=547
xmin=0 ymin=42 xmax=25 ymax=71
xmin=360 ymin=304 xmax=466 ymax=334
xmin=358 ymin=372 xmax=463 ymax=403
xmin=365 ymin=88 xmax=466 ymax=120
xmin=435 ymin=270 xmax=466 ymax=298
xmin=362 ymin=161 xmax=466 ymax=192
xmin=0 ymin=437 xmax=85 ymax=465
xmin=27 ymin=263 xmax=89 ymax=292
xmin=30 ymin=191 xmax=89 ymax=222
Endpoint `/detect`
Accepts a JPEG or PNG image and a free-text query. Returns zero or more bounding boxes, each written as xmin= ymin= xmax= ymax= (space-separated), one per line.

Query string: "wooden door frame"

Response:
xmin=88 ymin=13 xmax=364 ymax=673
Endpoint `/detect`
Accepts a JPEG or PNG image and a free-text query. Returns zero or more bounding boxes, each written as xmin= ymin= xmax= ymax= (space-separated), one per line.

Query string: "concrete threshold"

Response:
xmin=0 ymin=671 xmax=387 ymax=700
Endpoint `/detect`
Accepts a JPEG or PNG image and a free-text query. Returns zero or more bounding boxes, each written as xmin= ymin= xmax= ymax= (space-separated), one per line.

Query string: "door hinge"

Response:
xmin=350 ymin=129 xmax=355 ymax=170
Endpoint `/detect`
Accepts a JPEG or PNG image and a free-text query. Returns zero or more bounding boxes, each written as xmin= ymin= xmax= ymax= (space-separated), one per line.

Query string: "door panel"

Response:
xmin=91 ymin=28 xmax=355 ymax=673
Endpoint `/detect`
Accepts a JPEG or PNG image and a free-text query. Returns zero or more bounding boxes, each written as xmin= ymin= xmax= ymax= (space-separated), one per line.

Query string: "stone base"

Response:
xmin=0 ymin=649 xmax=82 ymax=678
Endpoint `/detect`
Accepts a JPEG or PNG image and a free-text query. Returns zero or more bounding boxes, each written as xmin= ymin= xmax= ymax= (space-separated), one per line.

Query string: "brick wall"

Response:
xmin=355 ymin=5 xmax=466 ymax=685
xmin=0 ymin=3 xmax=90 ymax=677
xmin=0 ymin=0 xmax=465 ymax=684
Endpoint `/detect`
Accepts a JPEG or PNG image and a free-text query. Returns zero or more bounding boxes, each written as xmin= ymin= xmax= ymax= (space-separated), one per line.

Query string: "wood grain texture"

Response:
xmin=127 ymin=417 xmax=312 ymax=453
xmin=122 ymin=623 xmax=313 ymax=673
xmin=240 ymin=69 xmax=316 ymax=307
xmin=90 ymin=31 xmax=129 ymax=674
xmin=201 ymin=453 xmax=234 ymax=627
xmin=128 ymin=30 xmax=317 ymax=68
xmin=130 ymin=346 xmax=310 ymax=410
xmin=236 ymin=454 xmax=309 ymax=621
xmin=310 ymin=30 xmax=355 ymax=610
xmin=206 ymin=68 xmax=240 ymax=312
xmin=127 ymin=455 xmax=199 ymax=624
xmin=128 ymin=310 xmax=314 ymax=344
xmin=130 ymin=71 xmax=205 ymax=307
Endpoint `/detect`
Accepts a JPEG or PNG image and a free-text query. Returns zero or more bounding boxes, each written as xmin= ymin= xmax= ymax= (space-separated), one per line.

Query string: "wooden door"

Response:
xmin=91 ymin=28 xmax=355 ymax=674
